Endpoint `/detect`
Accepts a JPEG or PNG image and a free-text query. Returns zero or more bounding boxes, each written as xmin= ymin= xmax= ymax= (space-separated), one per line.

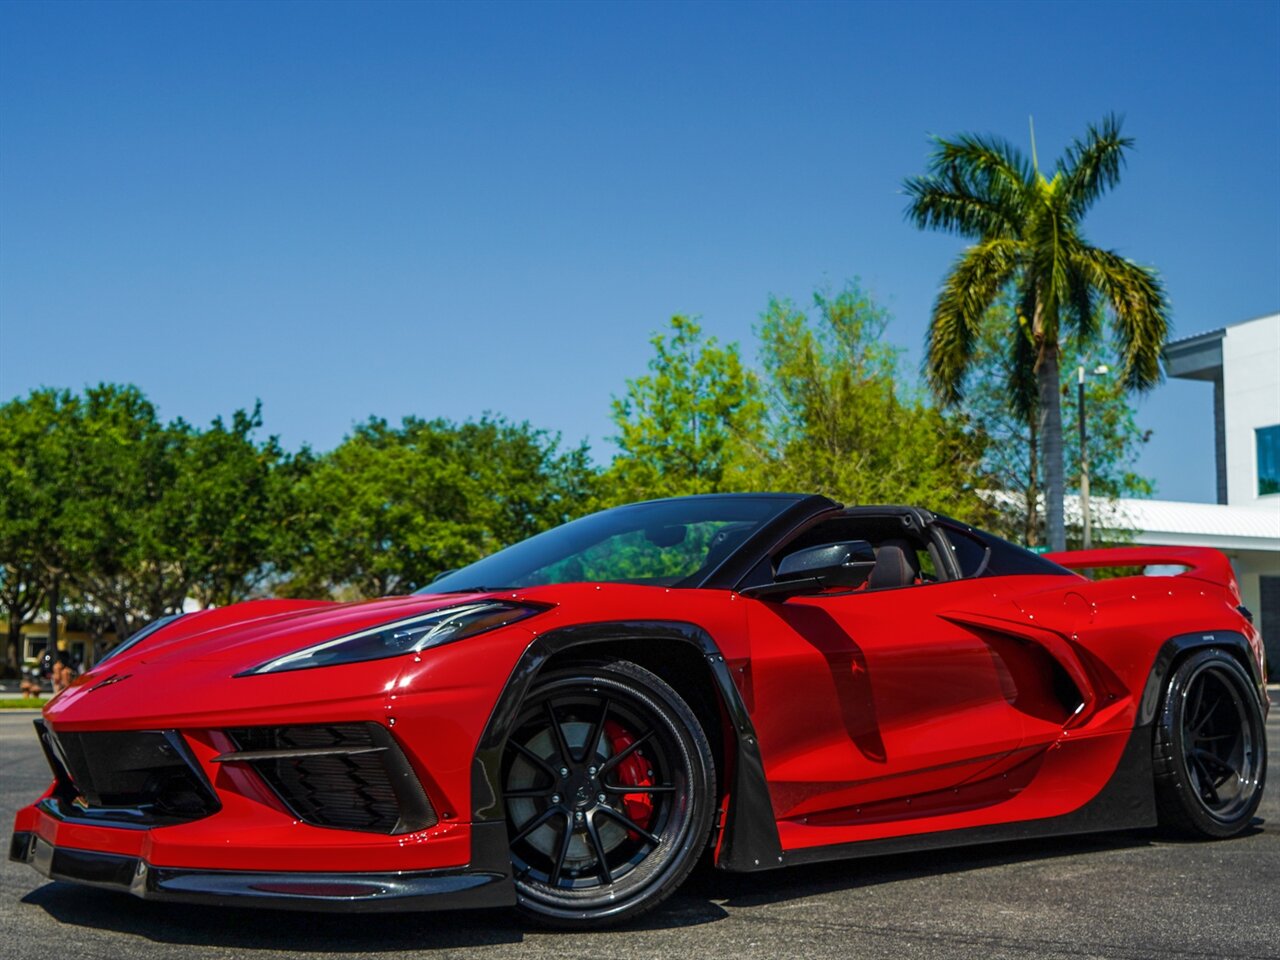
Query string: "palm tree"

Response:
xmin=904 ymin=115 xmax=1168 ymax=551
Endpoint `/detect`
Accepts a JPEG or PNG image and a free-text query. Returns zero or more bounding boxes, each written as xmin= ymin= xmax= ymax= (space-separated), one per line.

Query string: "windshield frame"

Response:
xmin=416 ymin=493 xmax=838 ymax=594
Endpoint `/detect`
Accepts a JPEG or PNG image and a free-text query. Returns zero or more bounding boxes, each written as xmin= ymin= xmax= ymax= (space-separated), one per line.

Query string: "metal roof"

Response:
xmin=1072 ymin=496 xmax=1279 ymax=552
xmin=982 ymin=490 xmax=1278 ymax=552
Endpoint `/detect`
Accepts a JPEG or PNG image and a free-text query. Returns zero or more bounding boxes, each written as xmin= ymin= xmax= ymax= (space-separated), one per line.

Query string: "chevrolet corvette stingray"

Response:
xmin=10 ymin=494 xmax=1268 ymax=927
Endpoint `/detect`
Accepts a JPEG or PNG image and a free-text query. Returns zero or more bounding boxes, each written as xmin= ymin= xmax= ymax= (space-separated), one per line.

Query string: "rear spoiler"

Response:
xmin=1044 ymin=546 xmax=1239 ymax=596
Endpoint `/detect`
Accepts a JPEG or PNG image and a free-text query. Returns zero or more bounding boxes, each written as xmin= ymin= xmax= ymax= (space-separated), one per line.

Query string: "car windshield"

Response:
xmin=420 ymin=495 xmax=799 ymax=592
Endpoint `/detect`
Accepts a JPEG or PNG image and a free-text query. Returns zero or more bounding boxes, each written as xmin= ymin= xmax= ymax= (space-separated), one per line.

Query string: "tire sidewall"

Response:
xmin=508 ymin=659 xmax=716 ymax=927
xmin=1157 ymin=647 xmax=1267 ymax=837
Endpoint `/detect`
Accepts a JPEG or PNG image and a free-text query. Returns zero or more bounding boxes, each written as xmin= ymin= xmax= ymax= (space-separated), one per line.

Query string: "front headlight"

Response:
xmin=241 ymin=601 xmax=542 ymax=675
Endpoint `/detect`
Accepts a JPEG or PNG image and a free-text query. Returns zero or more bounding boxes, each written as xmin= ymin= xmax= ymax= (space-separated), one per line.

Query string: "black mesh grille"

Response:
xmin=35 ymin=720 xmax=220 ymax=825
xmin=226 ymin=723 xmax=436 ymax=835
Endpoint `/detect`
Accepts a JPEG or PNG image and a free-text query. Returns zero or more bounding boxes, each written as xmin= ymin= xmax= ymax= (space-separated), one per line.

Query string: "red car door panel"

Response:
xmin=746 ymin=579 xmax=1054 ymax=824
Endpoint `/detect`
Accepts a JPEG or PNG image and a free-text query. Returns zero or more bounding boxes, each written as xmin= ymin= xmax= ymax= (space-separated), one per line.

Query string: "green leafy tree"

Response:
xmin=0 ymin=563 xmax=43 ymax=671
xmin=282 ymin=416 xmax=594 ymax=599
xmin=753 ymin=283 xmax=990 ymax=521
xmin=453 ymin=417 xmax=597 ymax=548
xmin=0 ymin=392 xmax=55 ymax=669
xmin=964 ymin=297 xmax=1154 ymax=543
xmin=0 ymin=388 xmax=97 ymax=654
xmin=606 ymin=316 xmax=767 ymax=503
xmin=0 ymin=385 xmax=178 ymax=640
xmin=904 ymin=115 xmax=1169 ymax=550
xmin=0 ymin=386 xmax=298 ymax=648
xmin=55 ymin=385 xmax=195 ymax=634
xmin=168 ymin=405 xmax=296 ymax=608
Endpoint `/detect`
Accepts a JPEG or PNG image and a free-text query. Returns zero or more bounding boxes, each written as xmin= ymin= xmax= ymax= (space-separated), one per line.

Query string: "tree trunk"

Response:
xmin=1039 ymin=340 xmax=1066 ymax=552
xmin=7 ymin=618 xmax=22 ymax=674
xmin=1024 ymin=416 xmax=1039 ymax=547
xmin=47 ymin=576 xmax=61 ymax=655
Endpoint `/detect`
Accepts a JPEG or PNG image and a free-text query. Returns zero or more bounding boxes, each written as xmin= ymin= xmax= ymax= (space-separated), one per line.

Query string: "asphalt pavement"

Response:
xmin=1 ymin=695 xmax=1277 ymax=960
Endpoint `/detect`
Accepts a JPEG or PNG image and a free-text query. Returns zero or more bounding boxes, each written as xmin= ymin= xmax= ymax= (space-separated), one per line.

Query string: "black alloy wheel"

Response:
xmin=502 ymin=660 xmax=715 ymax=927
xmin=1154 ymin=648 xmax=1267 ymax=838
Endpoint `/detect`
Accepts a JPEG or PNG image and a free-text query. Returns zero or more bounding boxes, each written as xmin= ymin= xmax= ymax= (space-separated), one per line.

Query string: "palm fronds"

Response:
xmin=902 ymin=174 xmax=1020 ymax=239
xmin=903 ymin=132 xmax=1031 ymax=240
xmin=1073 ymin=246 xmax=1168 ymax=390
xmin=1060 ymin=113 xmax=1133 ymax=219
xmin=926 ymin=239 xmax=1021 ymax=404
xmin=906 ymin=116 xmax=1169 ymax=552
xmin=909 ymin=115 xmax=1168 ymax=403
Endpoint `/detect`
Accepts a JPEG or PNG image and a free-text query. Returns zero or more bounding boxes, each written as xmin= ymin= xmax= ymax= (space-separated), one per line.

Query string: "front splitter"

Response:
xmin=9 ymin=824 xmax=515 ymax=913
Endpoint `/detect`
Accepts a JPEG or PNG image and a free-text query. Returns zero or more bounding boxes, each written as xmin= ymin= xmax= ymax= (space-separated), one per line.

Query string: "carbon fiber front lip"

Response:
xmin=9 ymin=826 xmax=515 ymax=913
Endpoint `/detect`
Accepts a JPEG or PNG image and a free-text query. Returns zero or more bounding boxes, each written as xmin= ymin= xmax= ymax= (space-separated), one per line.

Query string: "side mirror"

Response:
xmin=777 ymin=540 xmax=876 ymax=586
xmin=742 ymin=540 xmax=876 ymax=600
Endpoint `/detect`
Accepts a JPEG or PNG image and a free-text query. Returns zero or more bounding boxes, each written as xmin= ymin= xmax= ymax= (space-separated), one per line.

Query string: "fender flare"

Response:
xmin=1138 ymin=629 xmax=1267 ymax=725
xmin=469 ymin=619 xmax=783 ymax=873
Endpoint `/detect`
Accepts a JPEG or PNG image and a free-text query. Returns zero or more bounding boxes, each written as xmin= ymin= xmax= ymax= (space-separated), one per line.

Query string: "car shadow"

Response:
xmin=20 ymin=884 xmax=528 ymax=951
xmin=668 ymin=830 xmax=1152 ymax=916
xmin=26 ymin=824 xmax=1266 ymax=951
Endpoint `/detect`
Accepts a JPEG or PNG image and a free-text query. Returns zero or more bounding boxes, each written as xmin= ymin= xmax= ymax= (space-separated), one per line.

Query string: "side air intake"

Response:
xmin=219 ymin=722 xmax=437 ymax=835
xmin=35 ymin=720 xmax=220 ymax=825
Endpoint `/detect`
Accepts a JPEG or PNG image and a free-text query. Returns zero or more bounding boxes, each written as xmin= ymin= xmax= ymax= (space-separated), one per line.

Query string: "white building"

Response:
xmin=1156 ymin=312 xmax=1280 ymax=675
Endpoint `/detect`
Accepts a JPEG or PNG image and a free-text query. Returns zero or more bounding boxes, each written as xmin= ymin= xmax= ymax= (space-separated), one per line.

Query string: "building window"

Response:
xmin=1259 ymin=425 xmax=1280 ymax=496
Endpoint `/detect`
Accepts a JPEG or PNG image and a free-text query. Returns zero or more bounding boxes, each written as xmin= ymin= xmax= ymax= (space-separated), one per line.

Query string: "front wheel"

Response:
xmin=501 ymin=660 xmax=715 ymax=928
xmin=1153 ymin=648 xmax=1267 ymax=838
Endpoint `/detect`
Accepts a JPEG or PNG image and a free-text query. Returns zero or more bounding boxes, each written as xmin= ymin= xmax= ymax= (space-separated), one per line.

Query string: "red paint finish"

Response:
xmin=747 ymin=579 xmax=1045 ymax=820
xmin=12 ymin=541 xmax=1260 ymax=882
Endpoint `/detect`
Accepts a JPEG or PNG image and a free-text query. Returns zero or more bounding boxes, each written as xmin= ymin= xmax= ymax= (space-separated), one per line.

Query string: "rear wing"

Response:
xmin=1044 ymin=546 xmax=1239 ymax=597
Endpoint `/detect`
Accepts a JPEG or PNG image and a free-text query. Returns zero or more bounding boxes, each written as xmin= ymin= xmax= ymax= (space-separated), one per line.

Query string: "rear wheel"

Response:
xmin=502 ymin=660 xmax=715 ymax=928
xmin=1153 ymin=648 xmax=1266 ymax=837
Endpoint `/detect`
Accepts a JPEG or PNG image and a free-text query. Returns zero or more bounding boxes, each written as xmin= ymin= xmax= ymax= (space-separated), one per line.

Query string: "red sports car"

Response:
xmin=9 ymin=494 xmax=1269 ymax=927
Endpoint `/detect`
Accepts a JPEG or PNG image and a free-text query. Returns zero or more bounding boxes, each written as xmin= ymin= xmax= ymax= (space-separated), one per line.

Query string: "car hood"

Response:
xmin=44 ymin=591 xmax=538 ymax=730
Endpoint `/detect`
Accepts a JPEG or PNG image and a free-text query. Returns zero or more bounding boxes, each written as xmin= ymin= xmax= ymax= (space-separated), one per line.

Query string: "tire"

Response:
xmin=501 ymin=659 xmax=716 ymax=928
xmin=1153 ymin=648 xmax=1267 ymax=838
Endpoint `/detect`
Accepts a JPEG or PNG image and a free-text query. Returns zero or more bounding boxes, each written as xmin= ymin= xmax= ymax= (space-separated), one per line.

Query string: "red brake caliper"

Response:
xmin=603 ymin=719 xmax=654 ymax=837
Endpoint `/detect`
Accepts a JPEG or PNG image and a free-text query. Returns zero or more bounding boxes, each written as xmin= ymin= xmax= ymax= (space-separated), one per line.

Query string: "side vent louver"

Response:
xmin=220 ymin=723 xmax=437 ymax=835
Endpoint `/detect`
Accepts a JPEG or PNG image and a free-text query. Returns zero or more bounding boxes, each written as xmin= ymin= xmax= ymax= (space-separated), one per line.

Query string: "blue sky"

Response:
xmin=2 ymin=0 xmax=1277 ymax=503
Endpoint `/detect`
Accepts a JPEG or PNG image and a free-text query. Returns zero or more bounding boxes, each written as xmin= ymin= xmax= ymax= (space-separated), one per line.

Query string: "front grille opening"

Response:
xmin=225 ymin=723 xmax=437 ymax=835
xmin=35 ymin=720 xmax=220 ymax=826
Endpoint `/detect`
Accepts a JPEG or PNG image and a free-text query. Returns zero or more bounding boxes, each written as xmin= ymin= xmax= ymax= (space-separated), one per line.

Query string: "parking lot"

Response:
xmin=2 ymin=697 xmax=1277 ymax=960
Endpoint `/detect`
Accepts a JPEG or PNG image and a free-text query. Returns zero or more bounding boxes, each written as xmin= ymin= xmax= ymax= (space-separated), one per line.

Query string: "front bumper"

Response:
xmin=9 ymin=822 xmax=515 ymax=913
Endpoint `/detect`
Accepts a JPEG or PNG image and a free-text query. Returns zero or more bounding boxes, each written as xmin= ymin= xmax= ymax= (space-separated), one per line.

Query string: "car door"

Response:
xmin=743 ymin=523 xmax=1034 ymax=826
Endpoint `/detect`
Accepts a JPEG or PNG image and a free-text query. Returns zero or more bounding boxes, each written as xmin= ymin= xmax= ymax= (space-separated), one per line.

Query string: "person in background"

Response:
xmin=51 ymin=654 xmax=74 ymax=694
xmin=19 ymin=665 xmax=42 ymax=700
